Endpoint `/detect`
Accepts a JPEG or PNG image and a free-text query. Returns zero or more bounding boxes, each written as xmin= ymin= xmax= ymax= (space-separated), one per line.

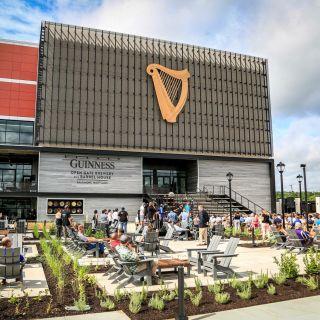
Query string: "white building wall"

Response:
xmin=198 ymin=159 xmax=272 ymax=212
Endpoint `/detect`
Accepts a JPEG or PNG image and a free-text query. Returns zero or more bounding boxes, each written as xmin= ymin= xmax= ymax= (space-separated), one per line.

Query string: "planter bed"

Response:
xmin=1 ymin=242 xmax=319 ymax=320
xmin=116 ymin=278 xmax=320 ymax=320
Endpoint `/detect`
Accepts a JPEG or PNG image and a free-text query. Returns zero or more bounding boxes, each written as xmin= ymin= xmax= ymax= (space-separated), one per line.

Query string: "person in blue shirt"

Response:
xmin=168 ymin=210 xmax=178 ymax=223
xmin=184 ymin=202 xmax=191 ymax=214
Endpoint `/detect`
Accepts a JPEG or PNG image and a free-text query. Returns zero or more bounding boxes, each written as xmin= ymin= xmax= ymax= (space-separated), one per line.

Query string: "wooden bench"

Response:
xmin=157 ymin=259 xmax=191 ymax=277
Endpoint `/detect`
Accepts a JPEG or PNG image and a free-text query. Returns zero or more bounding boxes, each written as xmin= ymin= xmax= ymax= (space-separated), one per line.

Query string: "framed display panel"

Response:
xmin=36 ymin=21 xmax=272 ymax=158
xmin=47 ymin=198 xmax=83 ymax=215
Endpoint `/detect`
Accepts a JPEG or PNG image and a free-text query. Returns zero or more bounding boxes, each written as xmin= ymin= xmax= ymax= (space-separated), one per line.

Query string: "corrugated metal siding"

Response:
xmin=36 ymin=21 xmax=272 ymax=157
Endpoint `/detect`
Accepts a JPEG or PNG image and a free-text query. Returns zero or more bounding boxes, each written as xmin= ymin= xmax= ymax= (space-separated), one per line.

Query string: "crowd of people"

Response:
xmin=53 ymin=199 xmax=320 ymax=248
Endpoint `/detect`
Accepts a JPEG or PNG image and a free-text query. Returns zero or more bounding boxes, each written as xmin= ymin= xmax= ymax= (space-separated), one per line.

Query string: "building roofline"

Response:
xmin=0 ymin=38 xmax=38 ymax=48
xmin=42 ymin=20 xmax=268 ymax=61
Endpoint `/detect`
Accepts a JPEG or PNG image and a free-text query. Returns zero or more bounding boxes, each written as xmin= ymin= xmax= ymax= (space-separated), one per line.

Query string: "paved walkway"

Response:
xmin=189 ymin=296 xmax=320 ymax=320
xmin=0 ymin=263 xmax=49 ymax=298
xmin=37 ymin=311 xmax=130 ymax=320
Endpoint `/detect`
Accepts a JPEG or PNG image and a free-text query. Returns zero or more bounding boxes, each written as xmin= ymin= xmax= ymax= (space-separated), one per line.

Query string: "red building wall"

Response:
xmin=0 ymin=40 xmax=38 ymax=119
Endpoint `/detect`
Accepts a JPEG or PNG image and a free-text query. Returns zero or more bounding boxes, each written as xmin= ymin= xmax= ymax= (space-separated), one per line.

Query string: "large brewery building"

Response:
xmin=0 ymin=21 xmax=275 ymax=221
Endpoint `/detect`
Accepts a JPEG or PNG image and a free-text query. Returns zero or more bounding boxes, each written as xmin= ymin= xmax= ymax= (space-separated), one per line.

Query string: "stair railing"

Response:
xmin=203 ymin=184 xmax=269 ymax=215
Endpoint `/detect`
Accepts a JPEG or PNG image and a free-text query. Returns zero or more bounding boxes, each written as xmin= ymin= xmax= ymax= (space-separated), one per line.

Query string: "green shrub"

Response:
xmin=84 ymin=227 xmax=93 ymax=237
xmin=224 ymin=227 xmax=232 ymax=238
xmin=94 ymin=230 xmax=105 ymax=239
xmin=230 ymin=275 xmax=242 ymax=290
xmin=273 ymin=251 xmax=299 ymax=279
xmin=214 ymin=292 xmax=230 ymax=304
xmin=194 ymin=277 xmax=202 ymax=292
xmin=129 ymin=292 xmax=142 ymax=314
xmin=148 ymin=294 xmax=165 ymax=311
xmin=184 ymin=289 xmax=192 ymax=299
xmin=303 ymin=247 xmax=320 ymax=275
xmin=272 ymin=273 xmax=287 ymax=285
xmin=33 ymin=224 xmax=39 ymax=239
xmin=114 ymin=289 xmax=126 ymax=302
xmin=296 ymin=276 xmax=318 ymax=291
xmin=49 ymin=224 xmax=56 ymax=235
xmin=267 ymin=284 xmax=276 ymax=295
xmin=158 ymin=282 xmax=169 ymax=297
xmin=208 ymin=281 xmax=224 ymax=295
xmin=253 ymin=271 xmax=269 ymax=289
xmin=162 ymin=291 xmax=177 ymax=302
xmin=100 ymin=297 xmax=115 ymax=310
xmin=42 ymin=226 xmax=51 ymax=240
xmin=190 ymin=290 xmax=202 ymax=307
xmin=140 ymin=284 xmax=148 ymax=303
xmin=236 ymin=281 xmax=252 ymax=300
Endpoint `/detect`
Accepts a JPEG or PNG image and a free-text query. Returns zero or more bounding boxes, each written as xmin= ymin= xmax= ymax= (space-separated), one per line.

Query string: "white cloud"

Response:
xmin=274 ymin=116 xmax=320 ymax=191
xmin=1 ymin=0 xmax=320 ymax=190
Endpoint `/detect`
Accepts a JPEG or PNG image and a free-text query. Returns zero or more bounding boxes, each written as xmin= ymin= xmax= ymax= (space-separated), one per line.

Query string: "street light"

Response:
xmin=296 ymin=174 xmax=303 ymax=215
xmin=300 ymin=164 xmax=309 ymax=231
xmin=226 ymin=172 xmax=233 ymax=227
xmin=276 ymin=162 xmax=286 ymax=229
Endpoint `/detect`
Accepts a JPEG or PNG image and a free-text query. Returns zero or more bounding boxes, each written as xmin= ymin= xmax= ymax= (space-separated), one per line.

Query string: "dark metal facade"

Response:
xmin=36 ymin=21 xmax=272 ymax=157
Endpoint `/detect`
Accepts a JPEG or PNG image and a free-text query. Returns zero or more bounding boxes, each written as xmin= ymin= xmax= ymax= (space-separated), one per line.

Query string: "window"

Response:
xmin=0 ymin=120 xmax=34 ymax=145
xmin=0 ymin=162 xmax=34 ymax=192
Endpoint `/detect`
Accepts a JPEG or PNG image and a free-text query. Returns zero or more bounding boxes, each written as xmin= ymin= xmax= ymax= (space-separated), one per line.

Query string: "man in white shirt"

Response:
xmin=112 ymin=208 xmax=119 ymax=223
xmin=139 ymin=204 xmax=145 ymax=224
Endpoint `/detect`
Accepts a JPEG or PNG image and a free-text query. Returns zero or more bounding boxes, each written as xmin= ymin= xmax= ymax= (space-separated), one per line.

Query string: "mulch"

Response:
xmin=118 ymin=277 xmax=320 ymax=320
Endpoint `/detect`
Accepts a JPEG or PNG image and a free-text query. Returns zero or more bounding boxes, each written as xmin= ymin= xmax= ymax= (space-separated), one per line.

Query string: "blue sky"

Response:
xmin=1 ymin=0 xmax=319 ymax=191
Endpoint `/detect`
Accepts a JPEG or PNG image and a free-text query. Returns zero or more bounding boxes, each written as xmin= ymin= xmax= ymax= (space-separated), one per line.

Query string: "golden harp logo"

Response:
xmin=147 ymin=64 xmax=190 ymax=123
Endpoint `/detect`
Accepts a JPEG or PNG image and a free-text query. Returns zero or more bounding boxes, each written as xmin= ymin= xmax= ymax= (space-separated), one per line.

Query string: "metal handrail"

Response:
xmin=203 ymin=184 xmax=269 ymax=215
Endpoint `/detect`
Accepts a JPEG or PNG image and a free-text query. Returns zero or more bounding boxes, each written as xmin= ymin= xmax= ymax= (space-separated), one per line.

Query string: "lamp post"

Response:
xmin=276 ymin=162 xmax=286 ymax=229
xmin=300 ymin=164 xmax=309 ymax=231
xmin=226 ymin=172 xmax=233 ymax=227
xmin=296 ymin=174 xmax=303 ymax=214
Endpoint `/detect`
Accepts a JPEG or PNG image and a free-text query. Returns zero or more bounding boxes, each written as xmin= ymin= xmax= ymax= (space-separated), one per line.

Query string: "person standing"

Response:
xmin=61 ymin=205 xmax=71 ymax=238
xmin=100 ymin=209 xmax=110 ymax=237
xmin=107 ymin=209 xmax=113 ymax=226
xmin=55 ymin=208 xmax=63 ymax=239
xmin=92 ymin=209 xmax=99 ymax=230
xmin=139 ymin=203 xmax=145 ymax=226
xmin=153 ymin=210 xmax=160 ymax=230
xmin=261 ymin=210 xmax=271 ymax=241
xmin=118 ymin=207 xmax=128 ymax=234
xmin=198 ymin=205 xmax=209 ymax=245
xmin=147 ymin=202 xmax=156 ymax=222
xmin=112 ymin=208 xmax=119 ymax=225
xmin=233 ymin=211 xmax=241 ymax=232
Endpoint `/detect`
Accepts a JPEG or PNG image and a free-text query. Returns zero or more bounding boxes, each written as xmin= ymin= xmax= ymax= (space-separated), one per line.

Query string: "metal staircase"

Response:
xmin=148 ymin=185 xmax=266 ymax=216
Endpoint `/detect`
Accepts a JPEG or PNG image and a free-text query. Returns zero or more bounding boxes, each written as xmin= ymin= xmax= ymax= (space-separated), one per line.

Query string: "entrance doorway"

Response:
xmin=143 ymin=158 xmax=197 ymax=194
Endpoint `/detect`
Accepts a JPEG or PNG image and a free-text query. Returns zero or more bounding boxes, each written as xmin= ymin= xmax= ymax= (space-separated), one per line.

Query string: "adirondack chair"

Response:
xmin=130 ymin=225 xmax=147 ymax=243
xmin=270 ymin=227 xmax=288 ymax=250
xmin=159 ymin=226 xmax=174 ymax=253
xmin=187 ymin=235 xmax=222 ymax=273
xmin=66 ymin=228 xmax=99 ymax=257
xmin=112 ymin=254 xmax=155 ymax=288
xmin=287 ymin=229 xmax=309 ymax=254
xmin=202 ymin=237 xmax=239 ymax=279
xmin=137 ymin=231 xmax=160 ymax=256
xmin=0 ymin=247 xmax=25 ymax=283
